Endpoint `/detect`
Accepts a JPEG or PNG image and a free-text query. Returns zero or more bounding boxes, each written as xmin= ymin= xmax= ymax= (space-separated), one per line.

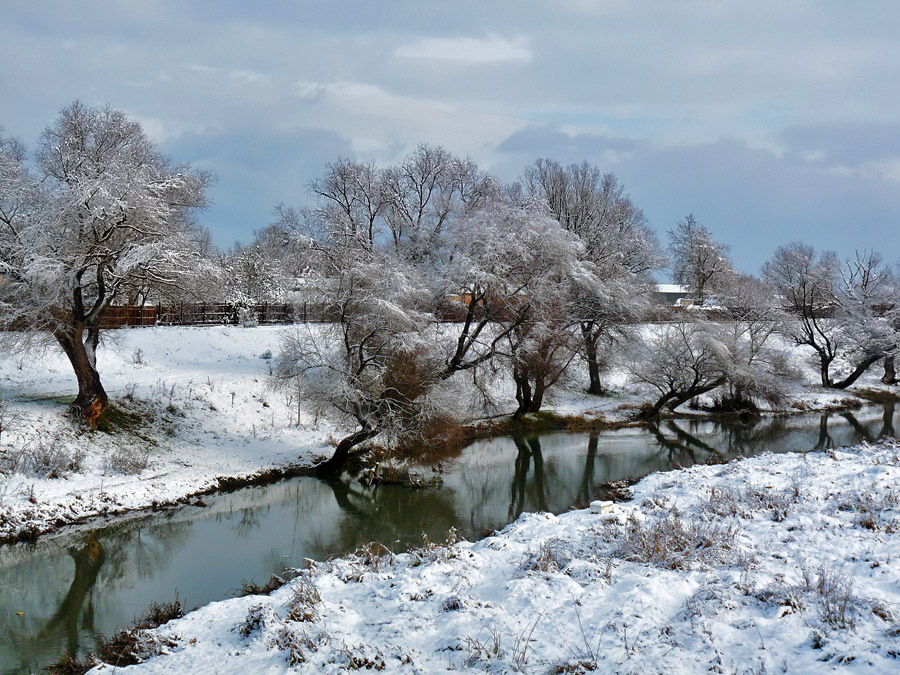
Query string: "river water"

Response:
xmin=1 ymin=405 xmax=896 ymax=674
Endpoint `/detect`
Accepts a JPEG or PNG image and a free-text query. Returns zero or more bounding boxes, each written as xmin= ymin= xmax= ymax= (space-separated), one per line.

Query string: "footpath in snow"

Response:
xmin=88 ymin=440 xmax=900 ymax=674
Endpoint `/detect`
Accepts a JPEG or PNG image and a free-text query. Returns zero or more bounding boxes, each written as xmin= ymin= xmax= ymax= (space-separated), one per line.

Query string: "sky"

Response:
xmin=2 ymin=1 xmax=900 ymax=275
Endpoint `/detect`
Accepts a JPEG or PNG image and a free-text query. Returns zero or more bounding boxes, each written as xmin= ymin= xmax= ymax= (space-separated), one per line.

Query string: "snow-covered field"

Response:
xmin=0 ymin=324 xmax=891 ymax=545
xmin=85 ymin=440 xmax=900 ymax=674
xmin=0 ymin=326 xmax=336 ymax=543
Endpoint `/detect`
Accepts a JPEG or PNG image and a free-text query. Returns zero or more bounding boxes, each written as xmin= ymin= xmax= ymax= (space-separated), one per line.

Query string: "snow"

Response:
xmin=0 ymin=326 xmax=334 ymax=542
xmin=86 ymin=440 xmax=900 ymax=673
xmin=1 ymin=324 xmax=895 ymax=545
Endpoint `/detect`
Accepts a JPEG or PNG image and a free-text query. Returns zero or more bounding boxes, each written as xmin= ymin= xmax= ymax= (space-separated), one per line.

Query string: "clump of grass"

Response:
xmin=95 ymin=597 xmax=185 ymax=667
xmin=606 ymin=513 xmax=738 ymax=570
xmin=1 ymin=435 xmax=84 ymax=479
xmin=237 ymin=603 xmax=276 ymax=639
xmin=103 ymin=446 xmax=150 ymax=475
xmin=409 ymin=527 xmax=460 ymax=566
xmin=814 ymin=565 xmax=861 ymax=630
xmin=46 ymin=651 xmax=96 ymax=675
xmin=285 ymin=580 xmax=322 ymax=623
xmin=350 ymin=541 xmax=394 ymax=574
xmin=238 ymin=570 xmax=299 ymax=597
xmin=518 ymin=538 xmax=572 ymax=577
xmin=838 ymin=490 xmax=899 ymax=532
xmin=271 ymin=625 xmax=328 ymax=666
xmin=703 ymin=484 xmax=801 ymax=522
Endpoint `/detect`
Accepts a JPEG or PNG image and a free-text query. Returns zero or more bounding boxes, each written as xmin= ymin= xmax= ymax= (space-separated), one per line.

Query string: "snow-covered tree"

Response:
xmin=223 ymin=244 xmax=288 ymax=306
xmin=0 ymin=102 xmax=209 ymax=423
xmin=668 ymin=214 xmax=734 ymax=303
xmin=629 ymin=320 xmax=728 ymax=415
xmin=762 ymin=242 xmax=847 ymax=388
xmin=523 ymin=160 xmax=664 ymax=394
xmin=831 ymin=250 xmax=900 ymax=388
xmin=273 ymin=255 xmax=451 ymax=473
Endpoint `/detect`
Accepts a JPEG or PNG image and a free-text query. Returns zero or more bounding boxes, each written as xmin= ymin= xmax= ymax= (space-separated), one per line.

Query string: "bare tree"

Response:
xmin=0 ymin=102 xmax=209 ymax=423
xmin=668 ymin=214 xmax=734 ymax=303
xmin=309 ymin=158 xmax=387 ymax=253
xmin=382 ymin=144 xmax=495 ymax=260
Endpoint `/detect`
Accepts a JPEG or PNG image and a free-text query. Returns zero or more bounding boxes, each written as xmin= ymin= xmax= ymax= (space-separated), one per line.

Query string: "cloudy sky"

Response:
xmin=3 ymin=1 xmax=899 ymax=275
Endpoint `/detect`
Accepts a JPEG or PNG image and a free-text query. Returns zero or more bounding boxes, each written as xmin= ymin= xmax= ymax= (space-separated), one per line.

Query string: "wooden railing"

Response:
xmin=99 ymin=303 xmax=333 ymax=328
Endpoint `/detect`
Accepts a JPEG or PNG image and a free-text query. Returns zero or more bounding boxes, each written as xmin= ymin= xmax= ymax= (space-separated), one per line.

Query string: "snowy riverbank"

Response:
xmin=86 ymin=439 xmax=900 ymax=673
xmin=0 ymin=325 xmax=894 ymax=544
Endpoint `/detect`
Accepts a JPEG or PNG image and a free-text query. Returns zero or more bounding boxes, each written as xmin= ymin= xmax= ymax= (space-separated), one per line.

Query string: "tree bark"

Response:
xmin=315 ymin=425 xmax=378 ymax=476
xmin=831 ymin=353 xmax=883 ymax=390
xmin=54 ymin=325 xmax=109 ymax=425
xmin=581 ymin=323 xmax=604 ymax=395
xmin=882 ymin=356 xmax=897 ymax=385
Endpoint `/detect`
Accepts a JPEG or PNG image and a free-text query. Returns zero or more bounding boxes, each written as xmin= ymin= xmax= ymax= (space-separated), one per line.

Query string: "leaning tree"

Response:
xmin=0 ymin=102 xmax=209 ymax=423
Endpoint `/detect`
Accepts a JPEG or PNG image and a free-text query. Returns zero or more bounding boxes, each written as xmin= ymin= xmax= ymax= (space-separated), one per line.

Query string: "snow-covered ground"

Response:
xmin=0 ymin=324 xmax=892 ymax=544
xmin=86 ymin=440 xmax=900 ymax=674
xmin=0 ymin=326 xmax=336 ymax=543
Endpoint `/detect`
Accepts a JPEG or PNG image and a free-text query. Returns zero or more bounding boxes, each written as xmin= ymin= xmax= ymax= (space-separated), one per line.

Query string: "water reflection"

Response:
xmin=2 ymin=404 xmax=899 ymax=674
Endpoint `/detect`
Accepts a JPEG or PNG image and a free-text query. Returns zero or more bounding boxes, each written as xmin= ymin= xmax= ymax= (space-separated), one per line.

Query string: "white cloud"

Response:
xmin=395 ymin=34 xmax=531 ymax=64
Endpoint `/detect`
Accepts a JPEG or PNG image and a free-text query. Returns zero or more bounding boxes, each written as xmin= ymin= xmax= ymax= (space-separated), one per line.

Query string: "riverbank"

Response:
xmin=79 ymin=438 xmax=900 ymax=673
xmin=1 ymin=325 xmax=896 ymax=545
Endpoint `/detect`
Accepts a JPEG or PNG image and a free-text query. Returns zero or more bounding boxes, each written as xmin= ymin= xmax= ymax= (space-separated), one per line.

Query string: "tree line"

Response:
xmin=1 ymin=102 xmax=897 ymax=472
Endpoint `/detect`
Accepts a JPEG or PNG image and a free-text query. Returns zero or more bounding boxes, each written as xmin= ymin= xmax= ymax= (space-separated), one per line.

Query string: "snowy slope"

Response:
xmin=87 ymin=440 xmax=900 ymax=674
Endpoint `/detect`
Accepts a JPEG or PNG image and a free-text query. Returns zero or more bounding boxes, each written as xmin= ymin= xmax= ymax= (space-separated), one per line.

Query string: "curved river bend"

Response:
xmin=2 ymin=405 xmax=897 ymax=674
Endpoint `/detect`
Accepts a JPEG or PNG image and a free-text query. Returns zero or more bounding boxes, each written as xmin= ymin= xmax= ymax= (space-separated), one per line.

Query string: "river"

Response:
xmin=1 ymin=404 xmax=896 ymax=674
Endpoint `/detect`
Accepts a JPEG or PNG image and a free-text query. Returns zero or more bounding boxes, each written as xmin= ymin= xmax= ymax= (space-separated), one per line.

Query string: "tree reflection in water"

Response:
xmin=5 ymin=403 xmax=900 ymax=675
xmin=37 ymin=536 xmax=106 ymax=660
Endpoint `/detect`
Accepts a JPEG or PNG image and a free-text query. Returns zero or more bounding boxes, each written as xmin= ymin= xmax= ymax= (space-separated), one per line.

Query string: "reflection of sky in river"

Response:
xmin=1 ymin=405 xmax=896 ymax=674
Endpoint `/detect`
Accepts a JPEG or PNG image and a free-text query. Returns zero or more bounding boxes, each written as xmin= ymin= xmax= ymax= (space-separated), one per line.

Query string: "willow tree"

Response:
xmin=0 ymin=102 xmax=209 ymax=423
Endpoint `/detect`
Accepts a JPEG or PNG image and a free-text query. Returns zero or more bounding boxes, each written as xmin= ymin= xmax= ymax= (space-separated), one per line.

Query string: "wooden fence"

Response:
xmin=99 ymin=303 xmax=331 ymax=328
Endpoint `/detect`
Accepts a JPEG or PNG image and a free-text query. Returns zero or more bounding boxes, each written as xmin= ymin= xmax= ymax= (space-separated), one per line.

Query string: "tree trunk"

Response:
xmin=512 ymin=365 xmax=546 ymax=418
xmin=581 ymin=323 xmax=604 ymax=395
xmin=819 ymin=357 xmax=833 ymax=388
xmin=882 ymin=356 xmax=897 ymax=385
xmin=315 ymin=425 xmax=378 ymax=476
xmin=54 ymin=325 xmax=109 ymax=425
xmin=512 ymin=364 xmax=533 ymax=419
xmin=831 ymin=353 xmax=883 ymax=390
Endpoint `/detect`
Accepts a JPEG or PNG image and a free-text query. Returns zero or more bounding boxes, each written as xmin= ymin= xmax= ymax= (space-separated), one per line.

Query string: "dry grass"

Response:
xmin=285 ymin=579 xmax=322 ymax=623
xmin=703 ymin=484 xmax=802 ymax=522
xmin=606 ymin=513 xmax=738 ymax=570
